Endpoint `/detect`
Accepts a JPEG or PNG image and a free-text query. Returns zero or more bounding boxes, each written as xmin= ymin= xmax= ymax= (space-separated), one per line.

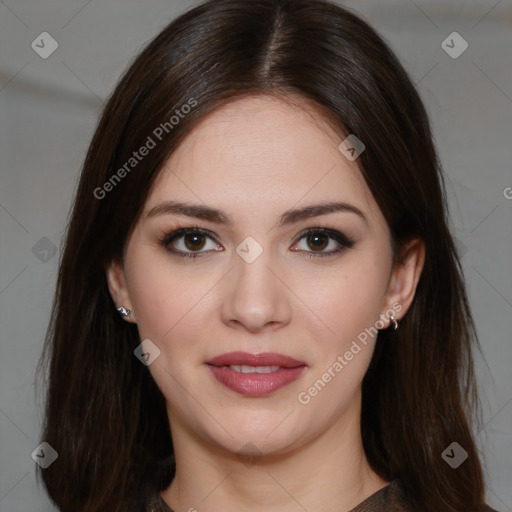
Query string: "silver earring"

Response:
xmin=117 ymin=306 xmax=131 ymax=317
xmin=389 ymin=315 xmax=398 ymax=331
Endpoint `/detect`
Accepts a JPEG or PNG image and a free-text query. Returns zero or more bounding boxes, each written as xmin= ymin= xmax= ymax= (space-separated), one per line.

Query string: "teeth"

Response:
xmin=229 ymin=365 xmax=281 ymax=374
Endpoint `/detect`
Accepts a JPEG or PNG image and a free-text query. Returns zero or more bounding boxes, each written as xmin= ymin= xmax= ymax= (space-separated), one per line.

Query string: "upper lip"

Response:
xmin=206 ymin=351 xmax=306 ymax=368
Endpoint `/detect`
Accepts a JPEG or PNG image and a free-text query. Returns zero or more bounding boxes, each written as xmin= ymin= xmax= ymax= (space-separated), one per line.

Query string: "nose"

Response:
xmin=220 ymin=245 xmax=292 ymax=334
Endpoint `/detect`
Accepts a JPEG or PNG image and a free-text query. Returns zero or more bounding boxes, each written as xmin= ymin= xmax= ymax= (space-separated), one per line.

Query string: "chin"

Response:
xmin=202 ymin=413 xmax=306 ymax=459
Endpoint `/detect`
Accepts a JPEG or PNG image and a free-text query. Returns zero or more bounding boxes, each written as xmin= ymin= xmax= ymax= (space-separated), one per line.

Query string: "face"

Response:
xmin=108 ymin=95 xmax=423 ymax=458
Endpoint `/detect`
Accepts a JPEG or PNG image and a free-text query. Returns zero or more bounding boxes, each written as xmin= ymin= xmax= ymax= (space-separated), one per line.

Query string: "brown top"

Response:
xmin=145 ymin=479 xmax=499 ymax=511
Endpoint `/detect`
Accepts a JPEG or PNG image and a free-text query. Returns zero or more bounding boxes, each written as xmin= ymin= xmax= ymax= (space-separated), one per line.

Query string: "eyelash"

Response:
xmin=158 ymin=224 xmax=354 ymax=259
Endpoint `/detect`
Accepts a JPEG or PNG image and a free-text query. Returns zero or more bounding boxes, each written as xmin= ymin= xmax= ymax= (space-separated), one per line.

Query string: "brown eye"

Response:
xmin=306 ymin=232 xmax=329 ymax=252
xmin=292 ymin=227 xmax=355 ymax=258
xmin=160 ymin=227 xmax=222 ymax=258
xmin=183 ymin=233 xmax=207 ymax=251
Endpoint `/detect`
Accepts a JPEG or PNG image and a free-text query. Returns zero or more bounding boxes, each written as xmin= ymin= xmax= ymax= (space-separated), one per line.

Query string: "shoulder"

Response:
xmin=121 ymin=491 xmax=172 ymax=512
xmin=144 ymin=493 xmax=173 ymax=512
xmin=350 ymin=478 xmax=414 ymax=511
xmin=141 ymin=482 xmax=500 ymax=512
xmin=351 ymin=479 xmax=500 ymax=512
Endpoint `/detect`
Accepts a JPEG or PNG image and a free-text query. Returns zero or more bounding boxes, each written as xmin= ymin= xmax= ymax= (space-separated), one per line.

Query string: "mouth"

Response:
xmin=205 ymin=352 xmax=307 ymax=396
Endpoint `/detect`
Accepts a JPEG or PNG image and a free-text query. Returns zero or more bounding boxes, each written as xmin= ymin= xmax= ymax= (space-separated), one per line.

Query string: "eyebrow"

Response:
xmin=145 ymin=200 xmax=368 ymax=227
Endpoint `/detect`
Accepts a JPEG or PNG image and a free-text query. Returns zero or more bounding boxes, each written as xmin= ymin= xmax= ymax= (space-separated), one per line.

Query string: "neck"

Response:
xmin=161 ymin=402 xmax=389 ymax=512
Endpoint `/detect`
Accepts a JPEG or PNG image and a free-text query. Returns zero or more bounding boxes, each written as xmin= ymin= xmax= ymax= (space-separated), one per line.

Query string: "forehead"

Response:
xmin=146 ymin=95 xmax=380 ymax=226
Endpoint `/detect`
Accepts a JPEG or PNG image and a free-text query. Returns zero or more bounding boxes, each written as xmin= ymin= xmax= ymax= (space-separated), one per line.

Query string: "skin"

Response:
xmin=107 ymin=95 xmax=425 ymax=512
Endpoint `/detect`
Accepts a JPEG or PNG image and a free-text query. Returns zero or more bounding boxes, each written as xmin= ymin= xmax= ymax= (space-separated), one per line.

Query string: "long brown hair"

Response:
xmin=38 ymin=1 xmax=487 ymax=510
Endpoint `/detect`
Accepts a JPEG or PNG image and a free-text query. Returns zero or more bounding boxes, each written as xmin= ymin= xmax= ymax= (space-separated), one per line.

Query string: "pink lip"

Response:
xmin=206 ymin=351 xmax=306 ymax=368
xmin=205 ymin=351 xmax=307 ymax=397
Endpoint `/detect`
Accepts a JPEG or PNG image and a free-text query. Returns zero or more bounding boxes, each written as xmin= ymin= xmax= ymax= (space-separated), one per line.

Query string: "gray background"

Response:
xmin=0 ymin=0 xmax=511 ymax=510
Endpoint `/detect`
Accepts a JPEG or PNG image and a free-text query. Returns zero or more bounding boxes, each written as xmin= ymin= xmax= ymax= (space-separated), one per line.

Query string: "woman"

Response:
xmin=38 ymin=1 xmax=498 ymax=511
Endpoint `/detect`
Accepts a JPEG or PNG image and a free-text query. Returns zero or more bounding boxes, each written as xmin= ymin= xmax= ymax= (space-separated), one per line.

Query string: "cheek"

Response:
xmin=297 ymin=266 xmax=387 ymax=414
xmin=313 ymin=260 xmax=389 ymax=346
xmin=124 ymin=248 xmax=199 ymax=342
xmin=125 ymin=255 xmax=210 ymax=403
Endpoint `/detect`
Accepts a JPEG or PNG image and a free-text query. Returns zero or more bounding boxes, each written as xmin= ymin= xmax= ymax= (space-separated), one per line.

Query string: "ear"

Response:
xmin=383 ymin=238 xmax=425 ymax=323
xmin=106 ymin=259 xmax=137 ymax=323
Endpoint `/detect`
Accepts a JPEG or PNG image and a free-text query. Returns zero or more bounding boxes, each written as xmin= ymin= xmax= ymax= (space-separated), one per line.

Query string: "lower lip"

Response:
xmin=206 ymin=365 xmax=307 ymax=396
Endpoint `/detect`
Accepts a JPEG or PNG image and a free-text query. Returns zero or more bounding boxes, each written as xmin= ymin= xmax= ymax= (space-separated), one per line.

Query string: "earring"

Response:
xmin=117 ymin=306 xmax=131 ymax=317
xmin=389 ymin=315 xmax=399 ymax=331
